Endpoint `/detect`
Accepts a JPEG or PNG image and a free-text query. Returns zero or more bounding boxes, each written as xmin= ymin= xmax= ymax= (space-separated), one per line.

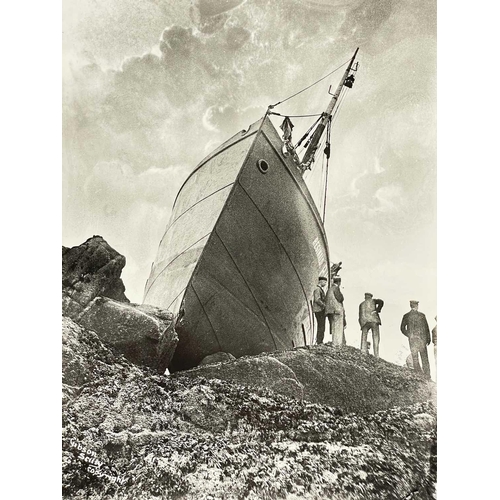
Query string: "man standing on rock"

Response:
xmin=400 ymin=300 xmax=431 ymax=379
xmin=312 ymin=276 xmax=328 ymax=344
xmin=432 ymin=315 xmax=437 ymax=373
xmin=325 ymin=276 xmax=345 ymax=345
xmin=358 ymin=293 xmax=384 ymax=357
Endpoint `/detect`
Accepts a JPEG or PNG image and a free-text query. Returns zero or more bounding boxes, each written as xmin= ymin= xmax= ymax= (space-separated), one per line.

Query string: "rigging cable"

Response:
xmin=300 ymin=82 xmax=351 ymax=169
xmin=301 ymin=85 xmax=349 ymax=173
xmin=304 ymin=128 xmax=327 ymax=219
xmin=322 ymin=117 xmax=332 ymax=223
xmin=303 ymin=128 xmax=326 ymax=181
xmin=318 ymin=135 xmax=327 ymax=217
xmin=321 ymin=84 xmax=351 ymax=222
xmin=269 ymin=57 xmax=351 ymax=109
xmin=294 ymin=114 xmax=324 ymax=150
xmin=269 ymin=112 xmax=323 ymax=118
xmin=330 ymin=85 xmax=349 ymax=128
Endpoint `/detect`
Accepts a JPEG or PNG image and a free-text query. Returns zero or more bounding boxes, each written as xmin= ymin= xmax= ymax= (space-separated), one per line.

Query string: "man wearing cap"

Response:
xmin=358 ymin=293 xmax=384 ymax=357
xmin=312 ymin=276 xmax=328 ymax=344
xmin=400 ymin=301 xmax=431 ymax=379
xmin=432 ymin=316 xmax=437 ymax=373
xmin=325 ymin=276 xmax=345 ymax=345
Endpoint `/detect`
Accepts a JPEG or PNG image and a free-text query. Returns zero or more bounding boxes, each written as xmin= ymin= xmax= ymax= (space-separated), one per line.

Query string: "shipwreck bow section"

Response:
xmin=144 ymin=116 xmax=330 ymax=371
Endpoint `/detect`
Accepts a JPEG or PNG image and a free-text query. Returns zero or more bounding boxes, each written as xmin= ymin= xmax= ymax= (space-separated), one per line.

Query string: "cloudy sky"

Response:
xmin=62 ymin=0 xmax=436 ymax=369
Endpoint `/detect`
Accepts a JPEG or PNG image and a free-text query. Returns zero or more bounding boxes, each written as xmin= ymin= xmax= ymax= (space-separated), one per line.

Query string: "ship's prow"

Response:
xmin=145 ymin=115 xmax=329 ymax=371
xmin=144 ymin=49 xmax=360 ymax=371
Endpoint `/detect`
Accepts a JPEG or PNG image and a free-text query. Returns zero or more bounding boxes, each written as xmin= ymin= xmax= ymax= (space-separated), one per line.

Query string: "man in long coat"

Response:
xmin=325 ymin=276 xmax=345 ymax=345
xmin=432 ymin=315 xmax=437 ymax=373
xmin=358 ymin=293 xmax=384 ymax=357
xmin=312 ymin=276 xmax=328 ymax=344
xmin=400 ymin=300 xmax=431 ymax=379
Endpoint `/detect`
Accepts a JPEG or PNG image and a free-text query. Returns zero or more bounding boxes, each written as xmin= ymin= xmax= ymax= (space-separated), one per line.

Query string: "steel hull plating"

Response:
xmin=144 ymin=116 xmax=330 ymax=371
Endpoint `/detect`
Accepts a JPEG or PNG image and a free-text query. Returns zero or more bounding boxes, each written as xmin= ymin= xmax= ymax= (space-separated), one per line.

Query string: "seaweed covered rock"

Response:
xmin=62 ymin=319 xmax=436 ymax=500
xmin=180 ymin=356 xmax=305 ymax=401
xmin=179 ymin=343 xmax=436 ymax=413
xmin=62 ymin=236 xmax=129 ymax=319
xmin=272 ymin=344 xmax=436 ymax=412
xmin=199 ymin=351 xmax=236 ymax=366
xmin=62 ymin=298 xmax=437 ymax=499
xmin=62 ymin=316 xmax=141 ymax=402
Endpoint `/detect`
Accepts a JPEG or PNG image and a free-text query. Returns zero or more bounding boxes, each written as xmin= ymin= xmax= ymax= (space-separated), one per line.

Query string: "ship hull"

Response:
xmin=144 ymin=116 xmax=330 ymax=371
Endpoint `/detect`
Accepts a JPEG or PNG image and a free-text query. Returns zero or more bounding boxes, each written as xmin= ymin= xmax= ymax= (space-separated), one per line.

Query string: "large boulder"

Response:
xmin=271 ymin=344 xmax=436 ymax=413
xmin=62 ymin=236 xmax=178 ymax=372
xmin=62 ymin=236 xmax=129 ymax=320
xmin=62 ymin=316 xmax=140 ymax=402
xmin=175 ymin=343 xmax=436 ymax=413
xmin=177 ymin=355 xmax=304 ymax=401
xmin=198 ymin=351 xmax=236 ymax=366
xmin=78 ymin=297 xmax=178 ymax=373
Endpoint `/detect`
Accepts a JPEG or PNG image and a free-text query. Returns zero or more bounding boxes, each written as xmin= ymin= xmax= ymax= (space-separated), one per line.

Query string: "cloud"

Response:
xmin=62 ymin=0 xmax=179 ymax=68
xmin=372 ymin=184 xmax=404 ymax=213
xmin=349 ymin=169 xmax=368 ymax=197
xmin=338 ymin=0 xmax=394 ymax=48
xmin=63 ymin=0 xmax=437 ymax=307
xmin=160 ymin=25 xmax=201 ymax=58
xmin=76 ymin=161 xmax=189 ymax=302
xmin=84 ymin=161 xmax=187 ymax=209
xmin=373 ymin=155 xmax=385 ymax=174
xmin=190 ymin=0 xmax=248 ymax=34
xmin=295 ymin=0 xmax=366 ymax=12
xmin=202 ymin=105 xmax=232 ymax=132
xmin=193 ymin=0 xmax=247 ymax=18
xmin=225 ymin=25 xmax=251 ymax=50
xmin=202 ymin=104 xmax=248 ymax=135
xmin=64 ymin=0 xmax=425 ymax=181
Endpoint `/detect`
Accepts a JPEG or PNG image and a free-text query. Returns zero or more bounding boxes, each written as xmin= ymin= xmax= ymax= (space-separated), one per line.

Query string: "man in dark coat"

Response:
xmin=400 ymin=300 xmax=431 ymax=379
xmin=432 ymin=315 xmax=437 ymax=373
xmin=312 ymin=276 xmax=327 ymax=344
xmin=325 ymin=276 xmax=345 ymax=345
xmin=359 ymin=293 xmax=384 ymax=357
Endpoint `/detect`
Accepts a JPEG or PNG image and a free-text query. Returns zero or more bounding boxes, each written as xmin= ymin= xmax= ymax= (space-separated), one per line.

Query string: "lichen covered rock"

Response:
xmin=62 ymin=283 xmax=436 ymax=500
xmin=199 ymin=351 xmax=236 ymax=366
xmin=177 ymin=343 xmax=436 ymax=413
xmin=62 ymin=236 xmax=129 ymax=319
xmin=62 ymin=236 xmax=178 ymax=372
xmin=78 ymin=297 xmax=177 ymax=373
xmin=62 ymin=316 xmax=142 ymax=402
xmin=179 ymin=355 xmax=305 ymax=401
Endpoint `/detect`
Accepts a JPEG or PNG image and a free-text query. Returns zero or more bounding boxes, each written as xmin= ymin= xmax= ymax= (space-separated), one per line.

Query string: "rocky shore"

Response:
xmin=62 ymin=237 xmax=436 ymax=499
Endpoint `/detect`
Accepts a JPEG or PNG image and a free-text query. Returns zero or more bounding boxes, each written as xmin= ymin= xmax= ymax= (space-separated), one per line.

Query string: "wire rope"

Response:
xmin=269 ymin=58 xmax=351 ymax=108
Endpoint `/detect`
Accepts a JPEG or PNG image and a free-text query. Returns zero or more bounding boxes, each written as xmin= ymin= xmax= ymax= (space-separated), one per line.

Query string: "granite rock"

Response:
xmin=62 ymin=236 xmax=129 ymax=320
xmin=63 ymin=319 xmax=436 ymax=500
xmin=62 ymin=316 xmax=138 ymax=394
xmin=176 ymin=343 xmax=436 ymax=412
xmin=176 ymin=355 xmax=304 ymax=401
xmin=78 ymin=297 xmax=178 ymax=373
xmin=198 ymin=351 xmax=236 ymax=366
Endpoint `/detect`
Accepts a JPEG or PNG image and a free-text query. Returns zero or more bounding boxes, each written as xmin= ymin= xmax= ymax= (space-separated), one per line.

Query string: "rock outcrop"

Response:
xmin=62 ymin=236 xmax=178 ymax=372
xmin=198 ymin=351 xmax=236 ymax=366
xmin=62 ymin=236 xmax=129 ymax=319
xmin=184 ymin=355 xmax=305 ymax=401
xmin=62 ymin=316 xmax=141 ymax=402
xmin=61 ymin=235 xmax=436 ymax=499
xmin=62 ymin=317 xmax=437 ymax=500
xmin=177 ymin=343 xmax=436 ymax=413
xmin=78 ymin=297 xmax=177 ymax=373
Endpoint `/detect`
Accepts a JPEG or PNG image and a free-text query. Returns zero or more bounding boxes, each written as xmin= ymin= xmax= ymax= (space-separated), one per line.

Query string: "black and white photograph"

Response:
xmin=60 ymin=0 xmax=443 ymax=498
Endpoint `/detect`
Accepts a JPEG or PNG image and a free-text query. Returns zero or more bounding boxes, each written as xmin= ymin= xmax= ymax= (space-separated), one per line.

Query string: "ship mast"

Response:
xmin=300 ymin=48 xmax=359 ymax=171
